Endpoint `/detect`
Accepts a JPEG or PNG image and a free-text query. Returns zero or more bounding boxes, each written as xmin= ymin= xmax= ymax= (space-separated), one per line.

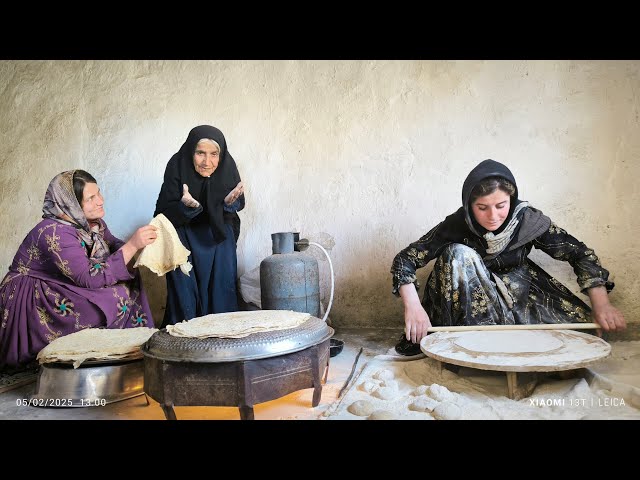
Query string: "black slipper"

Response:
xmin=394 ymin=334 xmax=422 ymax=356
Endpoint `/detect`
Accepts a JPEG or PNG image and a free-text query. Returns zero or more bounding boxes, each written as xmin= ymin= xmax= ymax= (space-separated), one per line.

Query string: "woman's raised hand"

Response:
xmin=224 ymin=181 xmax=244 ymax=205
xmin=181 ymin=184 xmax=201 ymax=208
xmin=121 ymin=225 xmax=158 ymax=264
xmin=128 ymin=225 xmax=158 ymax=250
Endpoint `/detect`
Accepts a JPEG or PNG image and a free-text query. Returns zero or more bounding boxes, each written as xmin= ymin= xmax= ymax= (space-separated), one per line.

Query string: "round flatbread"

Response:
xmin=37 ymin=327 xmax=158 ymax=368
xmin=134 ymin=214 xmax=192 ymax=276
xmin=166 ymin=310 xmax=312 ymax=339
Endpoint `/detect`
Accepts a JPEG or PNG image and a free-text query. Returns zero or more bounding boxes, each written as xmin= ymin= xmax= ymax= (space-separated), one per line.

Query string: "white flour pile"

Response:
xmin=322 ymin=341 xmax=640 ymax=420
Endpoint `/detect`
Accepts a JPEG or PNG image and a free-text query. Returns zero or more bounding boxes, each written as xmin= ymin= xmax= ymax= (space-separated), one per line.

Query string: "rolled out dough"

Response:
xmin=454 ymin=331 xmax=563 ymax=354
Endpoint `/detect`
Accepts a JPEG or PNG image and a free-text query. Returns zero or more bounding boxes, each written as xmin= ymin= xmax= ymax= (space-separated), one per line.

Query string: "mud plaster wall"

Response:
xmin=0 ymin=60 xmax=638 ymax=329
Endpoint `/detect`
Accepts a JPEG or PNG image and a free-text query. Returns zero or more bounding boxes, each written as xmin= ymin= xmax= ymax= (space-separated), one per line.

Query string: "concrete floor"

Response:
xmin=0 ymin=328 xmax=401 ymax=420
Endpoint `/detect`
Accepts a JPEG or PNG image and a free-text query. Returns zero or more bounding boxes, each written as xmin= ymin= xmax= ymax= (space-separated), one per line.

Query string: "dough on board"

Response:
xmin=454 ymin=331 xmax=563 ymax=354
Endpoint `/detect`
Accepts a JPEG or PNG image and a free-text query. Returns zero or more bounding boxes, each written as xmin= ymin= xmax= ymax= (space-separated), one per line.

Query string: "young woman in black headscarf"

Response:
xmin=390 ymin=159 xmax=626 ymax=355
xmin=154 ymin=125 xmax=245 ymax=326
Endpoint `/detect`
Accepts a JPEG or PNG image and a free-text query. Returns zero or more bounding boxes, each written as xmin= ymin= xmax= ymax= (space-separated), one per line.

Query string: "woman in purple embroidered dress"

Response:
xmin=0 ymin=170 xmax=158 ymax=370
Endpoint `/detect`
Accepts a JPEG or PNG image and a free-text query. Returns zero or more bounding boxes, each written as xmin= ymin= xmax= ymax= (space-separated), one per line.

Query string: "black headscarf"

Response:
xmin=461 ymin=159 xmax=522 ymax=237
xmin=426 ymin=159 xmax=550 ymax=259
xmin=154 ymin=125 xmax=244 ymax=244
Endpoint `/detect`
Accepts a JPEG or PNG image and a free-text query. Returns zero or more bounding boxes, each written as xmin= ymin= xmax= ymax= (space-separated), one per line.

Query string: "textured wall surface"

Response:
xmin=0 ymin=60 xmax=638 ymax=329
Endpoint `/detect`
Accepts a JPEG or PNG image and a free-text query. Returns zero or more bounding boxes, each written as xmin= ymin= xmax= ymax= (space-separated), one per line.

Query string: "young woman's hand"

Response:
xmin=592 ymin=303 xmax=626 ymax=331
xmin=405 ymin=303 xmax=431 ymax=344
xmin=399 ymin=283 xmax=431 ymax=343
xmin=588 ymin=285 xmax=626 ymax=332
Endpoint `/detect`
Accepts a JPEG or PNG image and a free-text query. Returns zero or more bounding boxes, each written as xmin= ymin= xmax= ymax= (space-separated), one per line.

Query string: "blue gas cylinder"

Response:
xmin=260 ymin=232 xmax=320 ymax=317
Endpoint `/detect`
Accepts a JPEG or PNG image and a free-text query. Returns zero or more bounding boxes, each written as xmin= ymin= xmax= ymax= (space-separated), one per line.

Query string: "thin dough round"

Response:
xmin=454 ymin=331 xmax=563 ymax=354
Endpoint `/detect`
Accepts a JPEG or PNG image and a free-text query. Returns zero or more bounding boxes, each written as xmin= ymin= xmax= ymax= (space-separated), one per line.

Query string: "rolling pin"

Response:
xmin=426 ymin=323 xmax=600 ymax=332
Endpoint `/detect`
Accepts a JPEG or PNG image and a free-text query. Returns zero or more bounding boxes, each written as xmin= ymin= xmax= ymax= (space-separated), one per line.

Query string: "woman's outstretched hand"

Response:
xmin=224 ymin=181 xmax=244 ymax=205
xmin=181 ymin=184 xmax=201 ymax=208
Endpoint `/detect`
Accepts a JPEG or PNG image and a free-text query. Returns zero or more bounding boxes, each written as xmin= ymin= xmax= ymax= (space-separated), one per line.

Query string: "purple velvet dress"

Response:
xmin=0 ymin=218 xmax=153 ymax=369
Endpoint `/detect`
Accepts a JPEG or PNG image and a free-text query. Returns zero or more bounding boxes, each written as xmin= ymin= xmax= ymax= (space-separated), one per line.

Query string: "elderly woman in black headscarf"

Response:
xmin=390 ymin=159 xmax=626 ymax=355
xmin=154 ymin=125 xmax=245 ymax=326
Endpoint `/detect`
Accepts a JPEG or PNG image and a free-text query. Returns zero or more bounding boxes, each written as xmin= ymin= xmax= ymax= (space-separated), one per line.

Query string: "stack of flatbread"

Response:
xmin=134 ymin=213 xmax=192 ymax=276
xmin=37 ymin=327 xmax=158 ymax=368
xmin=166 ymin=310 xmax=311 ymax=339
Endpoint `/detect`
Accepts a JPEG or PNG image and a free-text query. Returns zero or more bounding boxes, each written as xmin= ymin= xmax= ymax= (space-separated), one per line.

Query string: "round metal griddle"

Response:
xmin=143 ymin=316 xmax=333 ymax=362
xmin=142 ymin=316 xmax=334 ymax=420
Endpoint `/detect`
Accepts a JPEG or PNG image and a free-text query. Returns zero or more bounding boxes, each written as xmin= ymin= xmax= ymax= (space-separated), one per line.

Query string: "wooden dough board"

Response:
xmin=420 ymin=330 xmax=611 ymax=400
